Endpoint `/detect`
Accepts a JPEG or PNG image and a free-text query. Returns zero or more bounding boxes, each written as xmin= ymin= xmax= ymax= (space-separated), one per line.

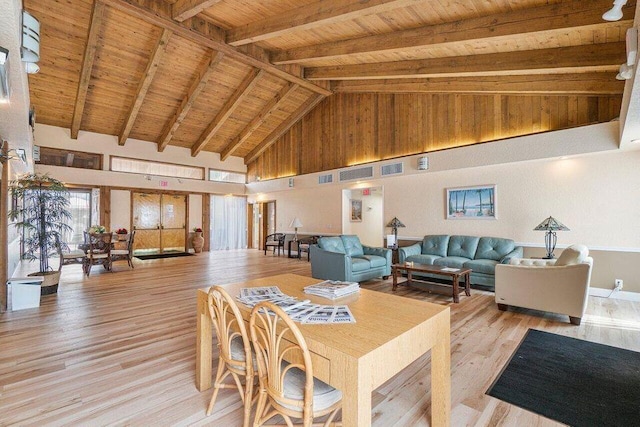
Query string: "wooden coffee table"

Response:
xmin=392 ymin=262 xmax=472 ymax=303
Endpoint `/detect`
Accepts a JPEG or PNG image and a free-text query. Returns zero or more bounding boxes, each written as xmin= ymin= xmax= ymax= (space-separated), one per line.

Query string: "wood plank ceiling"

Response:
xmin=25 ymin=0 xmax=634 ymax=173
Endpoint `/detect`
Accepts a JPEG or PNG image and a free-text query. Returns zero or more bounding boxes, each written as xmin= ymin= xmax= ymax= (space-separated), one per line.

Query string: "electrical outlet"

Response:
xmin=614 ymin=279 xmax=623 ymax=291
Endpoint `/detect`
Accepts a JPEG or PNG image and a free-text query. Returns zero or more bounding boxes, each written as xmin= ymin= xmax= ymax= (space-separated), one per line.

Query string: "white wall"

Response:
xmin=189 ymin=194 xmax=203 ymax=231
xmin=110 ymin=190 xmax=131 ymax=231
xmin=342 ymin=187 xmax=384 ymax=247
xmin=247 ymin=123 xmax=640 ymax=291
xmin=34 ymin=124 xmax=247 ymax=195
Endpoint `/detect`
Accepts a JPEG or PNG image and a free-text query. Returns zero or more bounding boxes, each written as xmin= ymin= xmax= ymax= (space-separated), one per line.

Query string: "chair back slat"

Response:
xmin=250 ymin=302 xmax=314 ymax=420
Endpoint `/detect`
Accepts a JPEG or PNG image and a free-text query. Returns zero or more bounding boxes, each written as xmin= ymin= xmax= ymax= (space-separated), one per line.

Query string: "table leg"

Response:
xmin=392 ymin=266 xmax=398 ymax=290
xmin=431 ymin=312 xmax=451 ymax=426
xmin=465 ymin=272 xmax=471 ymax=296
xmin=196 ymin=292 xmax=213 ymax=391
xmin=452 ymin=276 xmax=460 ymax=303
xmin=341 ymin=366 xmax=371 ymax=427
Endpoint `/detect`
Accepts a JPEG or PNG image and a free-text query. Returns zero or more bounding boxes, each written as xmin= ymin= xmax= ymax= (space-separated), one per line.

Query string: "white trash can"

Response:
xmin=8 ymin=277 xmax=44 ymax=310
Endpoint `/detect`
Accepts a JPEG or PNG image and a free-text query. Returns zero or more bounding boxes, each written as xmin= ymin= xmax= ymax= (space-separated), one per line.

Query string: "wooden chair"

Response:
xmin=111 ymin=231 xmax=136 ymax=269
xmin=55 ymin=235 xmax=86 ymax=269
xmin=84 ymin=232 xmax=113 ymax=277
xmin=250 ymin=302 xmax=342 ymax=427
xmin=264 ymin=233 xmax=285 ymax=256
xmin=297 ymin=236 xmax=318 ymax=262
xmin=206 ymin=286 xmax=255 ymax=427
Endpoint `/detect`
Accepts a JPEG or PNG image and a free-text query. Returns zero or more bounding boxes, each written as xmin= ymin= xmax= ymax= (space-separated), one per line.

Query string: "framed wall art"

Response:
xmin=350 ymin=199 xmax=363 ymax=222
xmin=446 ymin=185 xmax=497 ymax=220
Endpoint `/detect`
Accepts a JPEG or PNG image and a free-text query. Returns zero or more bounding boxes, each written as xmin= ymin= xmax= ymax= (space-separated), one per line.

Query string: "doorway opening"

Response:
xmin=132 ymin=192 xmax=187 ymax=255
xmin=341 ymin=186 xmax=384 ymax=247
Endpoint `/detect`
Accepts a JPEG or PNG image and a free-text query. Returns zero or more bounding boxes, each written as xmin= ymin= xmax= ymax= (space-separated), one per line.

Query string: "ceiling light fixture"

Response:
xmin=602 ymin=0 xmax=627 ymax=21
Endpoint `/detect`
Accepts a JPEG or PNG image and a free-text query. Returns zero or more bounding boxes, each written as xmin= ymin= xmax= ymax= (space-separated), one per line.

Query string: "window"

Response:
xmin=62 ymin=190 xmax=92 ymax=248
xmin=36 ymin=147 xmax=102 ymax=170
xmin=209 ymin=169 xmax=246 ymax=184
xmin=111 ymin=156 xmax=204 ymax=180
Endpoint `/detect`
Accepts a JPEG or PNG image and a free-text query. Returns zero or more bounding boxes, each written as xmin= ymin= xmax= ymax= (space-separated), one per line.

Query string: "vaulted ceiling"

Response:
xmin=25 ymin=0 xmax=635 ymax=168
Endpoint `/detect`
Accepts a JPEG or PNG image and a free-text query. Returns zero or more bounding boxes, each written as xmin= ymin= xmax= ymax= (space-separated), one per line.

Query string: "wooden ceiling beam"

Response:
xmin=273 ymin=0 xmax=635 ymax=65
xmin=191 ymin=69 xmax=266 ymax=157
xmin=306 ymin=42 xmax=626 ymax=80
xmin=157 ymin=51 xmax=225 ymax=152
xmin=220 ymin=83 xmax=299 ymax=161
xmin=227 ymin=0 xmax=422 ymax=47
xmin=70 ymin=1 xmax=106 ymax=139
xmin=331 ymin=73 xmax=625 ymax=95
xmin=99 ymin=0 xmax=332 ymax=96
xmin=172 ymin=0 xmax=222 ymax=22
xmin=119 ymin=29 xmax=172 ymax=146
xmin=244 ymin=94 xmax=326 ymax=165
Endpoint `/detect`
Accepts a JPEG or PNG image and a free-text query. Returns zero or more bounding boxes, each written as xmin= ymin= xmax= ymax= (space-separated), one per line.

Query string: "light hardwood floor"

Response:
xmin=1 ymin=250 xmax=638 ymax=426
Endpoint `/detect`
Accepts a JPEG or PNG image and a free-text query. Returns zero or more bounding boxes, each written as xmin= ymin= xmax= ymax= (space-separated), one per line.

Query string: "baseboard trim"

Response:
xmin=590 ymin=287 xmax=640 ymax=301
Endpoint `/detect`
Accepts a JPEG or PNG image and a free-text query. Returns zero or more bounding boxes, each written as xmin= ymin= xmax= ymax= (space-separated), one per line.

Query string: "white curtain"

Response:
xmin=62 ymin=191 xmax=92 ymax=248
xmin=210 ymin=195 xmax=247 ymax=250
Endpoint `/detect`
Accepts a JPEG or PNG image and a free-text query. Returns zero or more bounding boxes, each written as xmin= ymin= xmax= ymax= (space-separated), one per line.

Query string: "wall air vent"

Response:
xmin=381 ymin=162 xmax=403 ymax=176
xmin=318 ymin=173 xmax=333 ymax=184
xmin=339 ymin=166 xmax=374 ymax=182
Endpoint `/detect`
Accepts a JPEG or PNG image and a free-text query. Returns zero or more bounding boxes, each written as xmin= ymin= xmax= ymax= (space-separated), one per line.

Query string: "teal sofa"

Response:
xmin=398 ymin=235 xmax=523 ymax=290
xmin=310 ymin=235 xmax=392 ymax=283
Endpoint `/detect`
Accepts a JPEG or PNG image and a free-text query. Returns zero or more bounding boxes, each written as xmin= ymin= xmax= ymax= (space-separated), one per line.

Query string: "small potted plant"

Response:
xmin=192 ymin=227 xmax=204 ymax=253
xmin=116 ymin=228 xmax=128 ymax=241
xmin=88 ymin=225 xmax=107 ymax=234
xmin=9 ymin=173 xmax=72 ymax=295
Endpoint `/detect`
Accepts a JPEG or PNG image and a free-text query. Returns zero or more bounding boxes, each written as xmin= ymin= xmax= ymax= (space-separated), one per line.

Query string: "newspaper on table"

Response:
xmin=236 ymin=286 xmax=356 ymax=324
xmin=303 ymin=280 xmax=360 ymax=299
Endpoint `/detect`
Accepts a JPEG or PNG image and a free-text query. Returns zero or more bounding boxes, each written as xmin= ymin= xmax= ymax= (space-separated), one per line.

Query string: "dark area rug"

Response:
xmin=487 ymin=329 xmax=640 ymax=427
xmin=134 ymin=252 xmax=193 ymax=260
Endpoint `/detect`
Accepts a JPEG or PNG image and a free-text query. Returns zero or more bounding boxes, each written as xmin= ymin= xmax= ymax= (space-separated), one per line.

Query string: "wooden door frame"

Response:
xmin=131 ymin=191 xmax=189 ymax=253
xmin=247 ymin=202 xmax=254 ymax=249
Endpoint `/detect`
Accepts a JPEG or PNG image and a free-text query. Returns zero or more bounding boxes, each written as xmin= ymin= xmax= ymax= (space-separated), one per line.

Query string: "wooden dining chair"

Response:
xmin=249 ymin=302 xmax=342 ymax=427
xmin=111 ymin=231 xmax=136 ymax=269
xmin=264 ymin=233 xmax=285 ymax=256
xmin=206 ymin=286 xmax=256 ymax=427
xmin=84 ymin=232 xmax=113 ymax=277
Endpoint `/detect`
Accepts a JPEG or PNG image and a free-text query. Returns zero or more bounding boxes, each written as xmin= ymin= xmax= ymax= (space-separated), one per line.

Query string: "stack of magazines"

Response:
xmin=303 ymin=280 xmax=360 ymax=299
xmin=236 ymin=286 xmax=356 ymax=324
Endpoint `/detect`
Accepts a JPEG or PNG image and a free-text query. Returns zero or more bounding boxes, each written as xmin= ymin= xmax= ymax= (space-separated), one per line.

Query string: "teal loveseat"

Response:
xmin=398 ymin=235 xmax=523 ymax=290
xmin=310 ymin=235 xmax=392 ymax=283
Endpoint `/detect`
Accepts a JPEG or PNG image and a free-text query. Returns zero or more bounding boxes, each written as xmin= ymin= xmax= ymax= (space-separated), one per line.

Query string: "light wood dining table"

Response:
xmin=195 ymin=273 xmax=451 ymax=426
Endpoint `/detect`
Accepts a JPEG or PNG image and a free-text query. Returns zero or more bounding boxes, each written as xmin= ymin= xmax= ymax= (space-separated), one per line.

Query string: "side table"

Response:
xmin=288 ymin=240 xmax=300 ymax=258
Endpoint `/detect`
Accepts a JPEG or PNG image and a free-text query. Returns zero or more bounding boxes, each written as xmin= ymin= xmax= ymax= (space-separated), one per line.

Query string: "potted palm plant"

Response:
xmin=8 ymin=173 xmax=72 ymax=295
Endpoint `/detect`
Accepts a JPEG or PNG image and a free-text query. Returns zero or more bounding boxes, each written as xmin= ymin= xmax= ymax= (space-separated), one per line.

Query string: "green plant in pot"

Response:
xmin=8 ymin=173 xmax=72 ymax=295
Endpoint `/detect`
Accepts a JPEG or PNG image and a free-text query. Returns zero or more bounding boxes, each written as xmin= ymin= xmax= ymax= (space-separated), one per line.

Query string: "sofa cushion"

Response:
xmin=434 ymin=256 xmax=469 ymax=269
xmin=463 ymin=259 xmax=499 ymax=275
xmin=341 ymin=235 xmax=364 ymax=257
xmin=406 ymin=254 xmax=441 ymax=265
xmin=360 ymin=254 xmax=386 ymax=268
xmin=422 ymin=235 xmax=450 ymax=257
xmin=555 ymin=244 xmax=589 ymax=266
xmin=475 ymin=237 xmax=515 ymax=261
xmin=447 ymin=235 xmax=480 ymax=259
xmin=351 ymin=258 xmax=371 ymax=272
xmin=318 ymin=236 xmax=346 ymax=254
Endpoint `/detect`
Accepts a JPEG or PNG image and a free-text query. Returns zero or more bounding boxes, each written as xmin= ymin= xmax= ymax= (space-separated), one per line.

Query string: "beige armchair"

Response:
xmin=495 ymin=245 xmax=593 ymax=325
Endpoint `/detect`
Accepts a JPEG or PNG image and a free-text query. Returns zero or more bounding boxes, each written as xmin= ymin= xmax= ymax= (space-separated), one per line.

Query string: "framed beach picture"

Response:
xmin=446 ymin=185 xmax=497 ymax=220
xmin=350 ymin=199 xmax=363 ymax=222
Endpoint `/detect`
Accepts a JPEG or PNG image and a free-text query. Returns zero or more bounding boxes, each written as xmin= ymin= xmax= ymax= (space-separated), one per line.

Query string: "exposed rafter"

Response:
xmin=227 ymin=0 xmax=423 ymax=46
xmin=99 ymin=0 xmax=332 ymax=96
xmin=331 ymin=73 xmax=625 ymax=95
xmin=119 ymin=29 xmax=172 ymax=146
xmin=71 ymin=1 xmax=105 ymax=139
xmin=244 ymin=94 xmax=326 ymax=164
xmin=220 ymin=83 xmax=299 ymax=161
xmin=172 ymin=0 xmax=222 ymax=22
xmin=306 ymin=42 xmax=626 ymax=80
xmin=272 ymin=0 xmax=634 ymax=65
xmin=157 ymin=51 xmax=225 ymax=152
xmin=191 ymin=69 xmax=266 ymax=157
